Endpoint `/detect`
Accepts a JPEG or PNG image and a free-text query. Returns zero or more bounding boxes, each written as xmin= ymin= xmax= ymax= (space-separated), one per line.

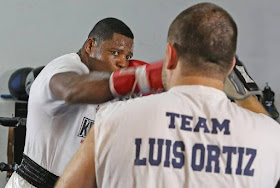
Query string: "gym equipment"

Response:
xmin=0 ymin=117 xmax=26 ymax=127
xmin=25 ymin=66 xmax=45 ymax=95
xmin=8 ymin=67 xmax=33 ymax=101
xmin=262 ymin=83 xmax=279 ymax=120
xmin=0 ymin=102 xmax=27 ymax=178
xmin=0 ymin=163 xmax=18 ymax=172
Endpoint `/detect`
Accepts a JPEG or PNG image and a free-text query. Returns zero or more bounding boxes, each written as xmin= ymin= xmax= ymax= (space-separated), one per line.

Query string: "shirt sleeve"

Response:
xmin=29 ymin=54 xmax=89 ymax=116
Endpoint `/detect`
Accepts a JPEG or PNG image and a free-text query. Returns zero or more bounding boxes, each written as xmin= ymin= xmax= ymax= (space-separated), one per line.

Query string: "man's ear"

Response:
xmin=85 ymin=38 xmax=96 ymax=54
xmin=166 ymin=43 xmax=178 ymax=70
xmin=227 ymin=56 xmax=236 ymax=76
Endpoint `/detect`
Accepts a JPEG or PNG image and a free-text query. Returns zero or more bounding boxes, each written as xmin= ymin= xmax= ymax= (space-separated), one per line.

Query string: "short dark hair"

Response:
xmin=168 ymin=3 xmax=237 ymax=74
xmin=88 ymin=17 xmax=134 ymax=44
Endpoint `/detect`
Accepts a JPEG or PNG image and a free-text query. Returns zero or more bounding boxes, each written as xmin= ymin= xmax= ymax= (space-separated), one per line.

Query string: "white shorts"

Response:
xmin=5 ymin=172 xmax=36 ymax=188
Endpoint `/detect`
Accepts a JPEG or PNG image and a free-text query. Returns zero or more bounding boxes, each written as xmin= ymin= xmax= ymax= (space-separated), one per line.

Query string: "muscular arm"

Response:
xmin=50 ymin=71 xmax=113 ymax=104
xmin=235 ymin=96 xmax=270 ymax=116
xmin=55 ymin=126 xmax=97 ymax=188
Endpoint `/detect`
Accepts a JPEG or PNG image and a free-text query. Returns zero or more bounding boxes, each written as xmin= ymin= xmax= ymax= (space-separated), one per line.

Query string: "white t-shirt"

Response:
xmin=24 ymin=53 xmax=104 ymax=176
xmin=94 ymin=85 xmax=280 ymax=188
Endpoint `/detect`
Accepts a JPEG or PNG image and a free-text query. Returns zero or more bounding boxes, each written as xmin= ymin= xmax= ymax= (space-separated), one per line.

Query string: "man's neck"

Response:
xmin=77 ymin=49 xmax=91 ymax=70
xmin=171 ymin=76 xmax=224 ymax=91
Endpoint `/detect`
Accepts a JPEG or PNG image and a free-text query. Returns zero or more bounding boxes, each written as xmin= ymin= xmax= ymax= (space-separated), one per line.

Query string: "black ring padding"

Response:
xmin=0 ymin=117 xmax=26 ymax=127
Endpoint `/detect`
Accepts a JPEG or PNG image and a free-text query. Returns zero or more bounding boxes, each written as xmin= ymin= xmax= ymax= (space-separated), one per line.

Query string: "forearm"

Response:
xmin=65 ymin=78 xmax=113 ymax=104
xmin=235 ymin=96 xmax=270 ymax=116
xmin=50 ymin=71 xmax=114 ymax=104
xmin=51 ymin=60 xmax=164 ymax=104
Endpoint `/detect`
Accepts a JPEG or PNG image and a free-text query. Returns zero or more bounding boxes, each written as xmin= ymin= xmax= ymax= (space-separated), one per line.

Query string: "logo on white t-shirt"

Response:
xmin=77 ymin=117 xmax=94 ymax=138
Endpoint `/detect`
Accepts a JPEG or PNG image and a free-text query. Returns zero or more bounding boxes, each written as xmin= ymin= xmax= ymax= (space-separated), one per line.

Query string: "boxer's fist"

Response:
xmin=109 ymin=60 xmax=164 ymax=97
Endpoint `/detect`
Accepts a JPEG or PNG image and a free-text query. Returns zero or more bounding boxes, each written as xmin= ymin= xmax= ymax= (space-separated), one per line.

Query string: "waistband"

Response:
xmin=16 ymin=154 xmax=59 ymax=188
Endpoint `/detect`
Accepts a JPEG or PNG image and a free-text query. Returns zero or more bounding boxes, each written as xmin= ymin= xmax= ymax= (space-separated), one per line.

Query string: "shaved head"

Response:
xmin=168 ymin=3 xmax=237 ymax=75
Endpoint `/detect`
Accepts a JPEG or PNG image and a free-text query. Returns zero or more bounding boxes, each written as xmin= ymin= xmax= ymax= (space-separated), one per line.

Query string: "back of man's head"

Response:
xmin=168 ymin=3 xmax=237 ymax=76
xmin=88 ymin=17 xmax=134 ymax=45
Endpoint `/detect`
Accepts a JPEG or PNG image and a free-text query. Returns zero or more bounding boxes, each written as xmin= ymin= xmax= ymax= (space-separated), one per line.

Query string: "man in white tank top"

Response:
xmin=56 ymin=3 xmax=280 ymax=188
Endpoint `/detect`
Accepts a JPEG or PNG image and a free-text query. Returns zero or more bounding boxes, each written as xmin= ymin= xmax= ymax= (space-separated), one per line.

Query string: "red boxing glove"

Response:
xmin=109 ymin=60 xmax=163 ymax=97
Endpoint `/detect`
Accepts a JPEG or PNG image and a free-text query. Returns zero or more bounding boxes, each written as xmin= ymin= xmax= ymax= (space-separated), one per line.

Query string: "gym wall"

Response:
xmin=0 ymin=0 xmax=279 ymax=186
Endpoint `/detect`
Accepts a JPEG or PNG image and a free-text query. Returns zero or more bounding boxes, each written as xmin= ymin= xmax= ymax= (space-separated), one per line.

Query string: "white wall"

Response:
xmin=0 ymin=0 xmax=280 ymax=186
